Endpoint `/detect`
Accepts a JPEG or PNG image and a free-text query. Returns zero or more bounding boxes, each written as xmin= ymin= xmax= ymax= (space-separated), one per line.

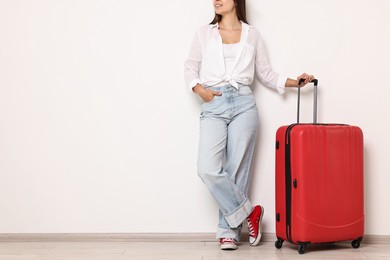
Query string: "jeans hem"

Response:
xmin=224 ymin=199 xmax=253 ymax=228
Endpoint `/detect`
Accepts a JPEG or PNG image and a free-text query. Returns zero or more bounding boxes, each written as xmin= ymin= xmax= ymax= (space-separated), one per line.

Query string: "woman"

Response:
xmin=184 ymin=0 xmax=314 ymax=250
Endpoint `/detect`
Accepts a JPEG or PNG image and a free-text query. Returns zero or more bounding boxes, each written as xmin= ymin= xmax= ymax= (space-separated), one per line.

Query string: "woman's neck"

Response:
xmin=219 ymin=14 xmax=241 ymax=30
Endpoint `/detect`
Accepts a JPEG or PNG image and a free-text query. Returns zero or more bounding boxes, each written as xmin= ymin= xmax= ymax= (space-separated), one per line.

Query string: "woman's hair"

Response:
xmin=210 ymin=0 xmax=248 ymax=25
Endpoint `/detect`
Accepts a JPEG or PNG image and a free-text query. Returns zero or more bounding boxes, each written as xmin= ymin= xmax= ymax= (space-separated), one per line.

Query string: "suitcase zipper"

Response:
xmin=285 ymin=124 xmax=297 ymax=243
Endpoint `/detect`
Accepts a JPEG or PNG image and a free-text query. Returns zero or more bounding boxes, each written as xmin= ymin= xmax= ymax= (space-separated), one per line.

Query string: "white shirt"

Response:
xmin=184 ymin=21 xmax=287 ymax=94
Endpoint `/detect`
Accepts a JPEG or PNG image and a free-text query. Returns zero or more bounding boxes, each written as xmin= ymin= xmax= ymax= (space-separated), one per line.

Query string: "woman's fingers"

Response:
xmin=212 ymin=90 xmax=222 ymax=96
xmin=204 ymin=90 xmax=222 ymax=102
xmin=306 ymin=74 xmax=315 ymax=83
xmin=297 ymin=73 xmax=315 ymax=86
xmin=201 ymin=89 xmax=218 ymax=102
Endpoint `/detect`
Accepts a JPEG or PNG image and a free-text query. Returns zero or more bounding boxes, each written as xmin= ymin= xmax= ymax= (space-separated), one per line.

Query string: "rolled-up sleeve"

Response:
xmin=184 ymin=30 xmax=202 ymax=92
xmin=255 ymin=37 xmax=287 ymax=95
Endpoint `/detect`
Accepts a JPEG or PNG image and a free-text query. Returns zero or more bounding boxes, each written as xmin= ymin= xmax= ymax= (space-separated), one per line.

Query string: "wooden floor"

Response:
xmin=0 ymin=240 xmax=389 ymax=260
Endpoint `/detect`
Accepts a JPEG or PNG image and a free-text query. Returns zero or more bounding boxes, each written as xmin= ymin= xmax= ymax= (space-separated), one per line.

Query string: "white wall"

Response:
xmin=0 ymin=0 xmax=389 ymax=235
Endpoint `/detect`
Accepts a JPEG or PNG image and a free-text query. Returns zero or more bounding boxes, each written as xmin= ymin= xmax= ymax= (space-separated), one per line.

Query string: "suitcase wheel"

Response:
xmin=298 ymin=244 xmax=307 ymax=254
xmin=275 ymin=238 xmax=284 ymax=249
xmin=351 ymin=237 xmax=363 ymax=249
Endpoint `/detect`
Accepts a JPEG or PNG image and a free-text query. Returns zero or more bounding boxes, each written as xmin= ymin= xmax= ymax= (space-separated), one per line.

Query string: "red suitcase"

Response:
xmin=275 ymin=79 xmax=364 ymax=254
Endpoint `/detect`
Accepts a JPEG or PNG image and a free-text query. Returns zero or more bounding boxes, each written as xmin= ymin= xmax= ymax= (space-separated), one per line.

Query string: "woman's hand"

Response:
xmin=297 ymin=73 xmax=315 ymax=87
xmin=193 ymin=84 xmax=222 ymax=102
xmin=286 ymin=73 xmax=315 ymax=88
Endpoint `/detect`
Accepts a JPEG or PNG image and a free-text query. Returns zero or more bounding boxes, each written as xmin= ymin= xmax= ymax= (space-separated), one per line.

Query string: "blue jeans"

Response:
xmin=197 ymin=84 xmax=259 ymax=241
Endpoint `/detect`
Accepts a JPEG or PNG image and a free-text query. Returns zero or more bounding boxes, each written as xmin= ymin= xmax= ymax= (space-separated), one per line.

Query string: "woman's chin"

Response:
xmin=214 ymin=7 xmax=225 ymax=14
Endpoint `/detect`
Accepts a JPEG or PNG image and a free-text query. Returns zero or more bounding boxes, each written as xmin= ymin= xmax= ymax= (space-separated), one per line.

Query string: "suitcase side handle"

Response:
xmin=297 ymin=79 xmax=318 ymax=124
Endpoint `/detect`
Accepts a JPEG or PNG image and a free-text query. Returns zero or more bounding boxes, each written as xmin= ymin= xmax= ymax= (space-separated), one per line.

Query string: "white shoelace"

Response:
xmin=247 ymin=221 xmax=255 ymax=237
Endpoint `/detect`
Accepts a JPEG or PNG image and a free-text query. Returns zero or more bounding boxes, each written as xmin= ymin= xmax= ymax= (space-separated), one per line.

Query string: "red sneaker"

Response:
xmin=219 ymin=238 xmax=238 ymax=250
xmin=246 ymin=205 xmax=264 ymax=246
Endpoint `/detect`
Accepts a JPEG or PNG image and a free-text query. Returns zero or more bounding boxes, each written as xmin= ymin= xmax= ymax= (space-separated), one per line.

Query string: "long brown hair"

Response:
xmin=210 ymin=0 xmax=248 ymax=25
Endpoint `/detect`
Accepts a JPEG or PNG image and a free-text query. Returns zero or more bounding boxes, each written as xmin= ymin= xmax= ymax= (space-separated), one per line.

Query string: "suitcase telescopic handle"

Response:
xmin=297 ymin=78 xmax=318 ymax=124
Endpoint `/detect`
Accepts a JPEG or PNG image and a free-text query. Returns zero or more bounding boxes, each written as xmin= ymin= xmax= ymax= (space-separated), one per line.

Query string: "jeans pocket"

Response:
xmin=203 ymin=93 xmax=222 ymax=105
xmin=203 ymin=95 xmax=216 ymax=104
xmin=238 ymin=86 xmax=253 ymax=96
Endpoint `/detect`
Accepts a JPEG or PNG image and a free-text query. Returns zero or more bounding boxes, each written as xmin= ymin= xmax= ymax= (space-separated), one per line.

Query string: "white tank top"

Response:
xmin=217 ymin=43 xmax=239 ymax=86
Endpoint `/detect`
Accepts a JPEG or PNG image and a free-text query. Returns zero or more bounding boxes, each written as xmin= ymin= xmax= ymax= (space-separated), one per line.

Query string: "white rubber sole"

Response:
xmin=221 ymin=243 xmax=238 ymax=250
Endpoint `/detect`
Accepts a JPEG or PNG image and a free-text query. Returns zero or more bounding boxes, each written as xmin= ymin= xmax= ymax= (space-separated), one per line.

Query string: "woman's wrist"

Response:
xmin=285 ymin=78 xmax=299 ymax=88
xmin=193 ymin=83 xmax=205 ymax=94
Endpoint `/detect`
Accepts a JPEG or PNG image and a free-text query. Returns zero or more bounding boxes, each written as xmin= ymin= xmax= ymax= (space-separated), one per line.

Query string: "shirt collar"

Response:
xmin=210 ymin=21 xmax=249 ymax=31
